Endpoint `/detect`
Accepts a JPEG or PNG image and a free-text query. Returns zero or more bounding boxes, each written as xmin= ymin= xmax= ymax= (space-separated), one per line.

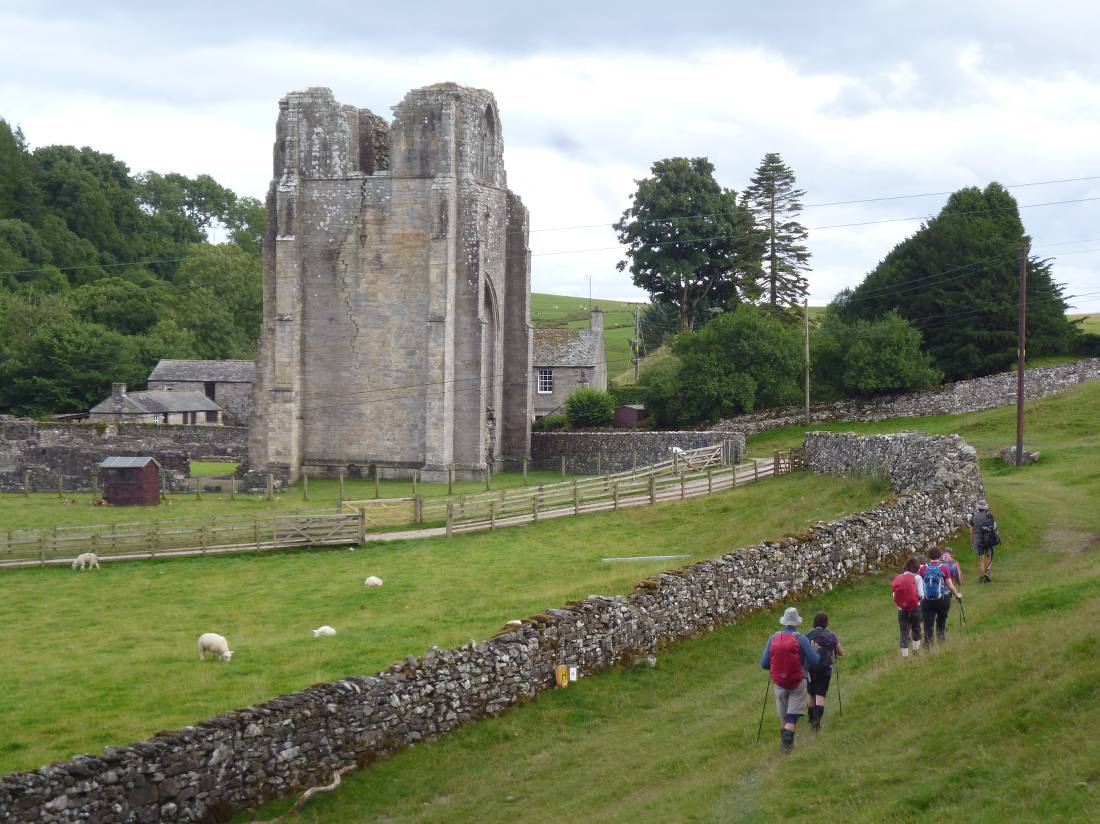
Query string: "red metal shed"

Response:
xmin=99 ymin=457 xmax=161 ymax=506
xmin=614 ymin=404 xmax=649 ymax=429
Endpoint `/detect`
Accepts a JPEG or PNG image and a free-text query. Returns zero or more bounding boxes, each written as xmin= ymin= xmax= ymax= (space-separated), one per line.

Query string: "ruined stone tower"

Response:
xmin=248 ymin=84 xmax=532 ymax=483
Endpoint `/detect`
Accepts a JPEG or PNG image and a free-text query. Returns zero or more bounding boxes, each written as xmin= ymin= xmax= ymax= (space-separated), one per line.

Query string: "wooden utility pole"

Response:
xmin=1016 ymin=241 xmax=1029 ymax=467
xmin=803 ymin=298 xmax=811 ymax=425
xmin=633 ymin=302 xmax=642 ymax=383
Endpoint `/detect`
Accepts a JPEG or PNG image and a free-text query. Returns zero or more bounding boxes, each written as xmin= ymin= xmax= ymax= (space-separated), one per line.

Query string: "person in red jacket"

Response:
xmin=760 ymin=607 xmax=820 ymax=753
xmin=891 ymin=557 xmax=924 ymax=658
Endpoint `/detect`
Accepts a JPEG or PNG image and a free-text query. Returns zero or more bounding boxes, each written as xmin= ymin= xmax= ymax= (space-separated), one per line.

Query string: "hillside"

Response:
xmin=531 ymin=293 xmax=640 ymax=385
xmin=235 ymin=379 xmax=1100 ymax=822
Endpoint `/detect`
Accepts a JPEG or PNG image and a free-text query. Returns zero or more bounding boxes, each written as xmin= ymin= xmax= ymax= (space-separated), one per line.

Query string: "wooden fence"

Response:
xmin=0 ymin=446 xmax=802 ymax=567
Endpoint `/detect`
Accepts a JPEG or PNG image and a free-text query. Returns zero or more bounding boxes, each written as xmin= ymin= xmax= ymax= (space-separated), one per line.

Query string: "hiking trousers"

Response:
xmin=897 ymin=607 xmax=922 ymax=648
xmin=921 ymin=596 xmax=951 ymax=644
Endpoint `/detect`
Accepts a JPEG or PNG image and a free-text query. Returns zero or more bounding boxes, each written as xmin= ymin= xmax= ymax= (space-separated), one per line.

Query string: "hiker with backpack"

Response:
xmin=805 ymin=612 xmax=843 ymax=732
xmin=919 ymin=547 xmax=961 ymax=649
xmin=969 ymin=499 xmax=1000 ymax=583
xmin=760 ymin=607 xmax=820 ymax=754
xmin=891 ymin=557 xmax=924 ymax=658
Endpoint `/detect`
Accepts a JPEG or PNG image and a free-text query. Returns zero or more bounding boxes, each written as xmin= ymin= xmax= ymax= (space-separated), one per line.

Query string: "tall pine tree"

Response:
xmin=742 ymin=152 xmax=811 ymax=308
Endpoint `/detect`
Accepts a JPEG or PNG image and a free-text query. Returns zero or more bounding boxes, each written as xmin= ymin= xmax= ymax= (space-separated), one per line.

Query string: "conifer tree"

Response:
xmin=742 ymin=152 xmax=811 ymax=308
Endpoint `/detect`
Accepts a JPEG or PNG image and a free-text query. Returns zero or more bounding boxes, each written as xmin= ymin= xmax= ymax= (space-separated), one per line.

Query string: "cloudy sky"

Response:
xmin=3 ymin=0 xmax=1099 ymax=310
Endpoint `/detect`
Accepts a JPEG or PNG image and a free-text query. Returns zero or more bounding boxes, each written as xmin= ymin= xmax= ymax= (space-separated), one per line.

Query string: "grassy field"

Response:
xmin=0 ymin=470 xmax=577 ymax=530
xmin=0 ymin=470 xmax=887 ymax=775
xmin=229 ymin=380 xmax=1100 ymax=822
xmin=1069 ymin=312 xmax=1100 ymax=335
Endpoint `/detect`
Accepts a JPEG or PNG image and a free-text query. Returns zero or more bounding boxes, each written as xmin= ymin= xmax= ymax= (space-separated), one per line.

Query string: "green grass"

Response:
xmin=0 ymin=470 xmax=578 ymax=530
xmin=230 ymin=380 xmax=1100 ymax=823
xmin=1069 ymin=312 xmax=1100 ymax=335
xmin=0 ymin=470 xmax=886 ymax=775
xmin=189 ymin=460 xmax=238 ymax=477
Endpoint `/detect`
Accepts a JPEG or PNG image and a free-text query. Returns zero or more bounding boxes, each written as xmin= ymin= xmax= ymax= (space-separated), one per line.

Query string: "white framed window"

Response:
xmin=537 ymin=368 xmax=554 ymax=394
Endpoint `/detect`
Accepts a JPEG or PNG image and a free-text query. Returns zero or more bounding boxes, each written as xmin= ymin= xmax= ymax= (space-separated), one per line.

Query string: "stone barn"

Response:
xmin=99 ymin=457 xmax=161 ymax=506
xmin=248 ymin=84 xmax=532 ymax=484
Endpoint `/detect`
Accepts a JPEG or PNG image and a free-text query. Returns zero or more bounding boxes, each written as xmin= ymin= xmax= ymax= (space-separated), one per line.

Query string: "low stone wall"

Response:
xmin=0 ymin=431 xmax=983 ymax=823
xmin=530 ymin=431 xmax=745 ymax=474
xmin=713 ymin=357 xmax=1100 ymax=435
xmin=0 ymin=418 xmax=248 ymax=494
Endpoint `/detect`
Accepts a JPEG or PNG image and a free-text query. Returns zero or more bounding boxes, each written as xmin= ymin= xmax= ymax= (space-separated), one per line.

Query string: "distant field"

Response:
xmin=1069 ymin=312 xmax=1100 ymax=335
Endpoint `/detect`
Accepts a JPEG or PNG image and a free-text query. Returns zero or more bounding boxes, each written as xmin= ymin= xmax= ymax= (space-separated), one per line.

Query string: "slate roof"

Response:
xmin=99 ymin=456 xmax=160 ymax=469
xmin=532 ymin=328 xmax=601 ymax=367
xmin=148 ymin=359 xmax=255 ymax=383
xmin=90 ymin=391 xmax=222 ymax=416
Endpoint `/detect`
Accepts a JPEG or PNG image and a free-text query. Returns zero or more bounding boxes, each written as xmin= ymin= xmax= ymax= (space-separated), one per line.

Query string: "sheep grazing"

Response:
xmin=197 ymin=632 xmax=233 ymax=661
xmin=363 ymin=576 xmax=384 ymax=588
xmin=71 ymin=552 xmax=99 ymax=571
xmin=312 ymin=625 xmax=337 ymax=637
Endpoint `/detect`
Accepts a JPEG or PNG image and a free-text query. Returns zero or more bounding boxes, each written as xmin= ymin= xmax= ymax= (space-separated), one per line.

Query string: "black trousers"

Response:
xmin=921 ymin=596 xmax=951 ymax=643
xmin=898 ymin=607 xmax=922 ymax=647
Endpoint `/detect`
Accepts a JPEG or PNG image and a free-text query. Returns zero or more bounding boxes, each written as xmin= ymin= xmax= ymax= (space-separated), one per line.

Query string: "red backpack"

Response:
xmin=769 ymin=632 xmax=804 ymax=689
xmin=892 ymin=573 xmax=919 ymax=610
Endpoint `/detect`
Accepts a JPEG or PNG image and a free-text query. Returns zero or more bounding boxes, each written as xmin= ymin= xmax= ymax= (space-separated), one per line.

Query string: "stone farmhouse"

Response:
xmin=88 ymin=383 xmax=224 ymax=425
xmin=249 ymin=84 xmax=531 ymax=484
xmin=147 ymin=359 xmax=255 ymax=425
xmin=531 ymin=308 xmax=607 ymax=419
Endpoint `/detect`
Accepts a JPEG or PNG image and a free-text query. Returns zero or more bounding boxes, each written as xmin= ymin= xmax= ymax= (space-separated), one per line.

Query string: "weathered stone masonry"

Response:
xmin=0 ymin=418 xmax=247 ymax=494
xmin=531 ymin=430 xmax=746 ymax=474
xmin=0 ymin=431 xmax=984 ymax=823
xmin=247 ymin=85 xmax=532 ymax=487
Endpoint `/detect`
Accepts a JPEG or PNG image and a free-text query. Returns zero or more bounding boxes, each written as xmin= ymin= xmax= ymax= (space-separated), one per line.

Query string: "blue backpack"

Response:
xmin=923 ymin=562 xmax=947 ymax=600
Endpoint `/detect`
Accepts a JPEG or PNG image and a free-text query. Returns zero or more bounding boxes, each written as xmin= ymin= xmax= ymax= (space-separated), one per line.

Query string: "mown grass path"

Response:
xmin=234 ymin=382 xmax=1100 ymax=822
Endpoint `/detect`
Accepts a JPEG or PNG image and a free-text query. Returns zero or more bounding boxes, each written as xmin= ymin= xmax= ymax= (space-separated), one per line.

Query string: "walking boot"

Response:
xmin=780 ymin=728 xmax=795 ymax=754
xmin=809 ymin=706 xmax=821 ymax=732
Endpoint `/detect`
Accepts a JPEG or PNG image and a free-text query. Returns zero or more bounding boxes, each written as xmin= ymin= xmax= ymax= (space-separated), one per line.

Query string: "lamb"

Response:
xmin=72 ymin=552 xmax=99 ymax=570
xmin=312 ymin=625 xmax=337 ymax=637
xmin=363 ymin=576 xmax=384 ymax=588
xmin=197 ymin=632 xmax=233 ymax=661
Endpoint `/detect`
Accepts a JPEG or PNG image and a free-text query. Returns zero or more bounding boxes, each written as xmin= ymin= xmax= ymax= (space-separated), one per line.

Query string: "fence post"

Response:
xmin=673 ymin=451 xmax=679 ymax=474
xmin=358 ymin=507 xmax=366 ymax=544
xmin=448 ymin=466 xmax=454 ymax=496
xmin=23 ymin=470 xmax=29 ymax=497
xmin=460 ymin=494 xmax=466 ymax=518
xmin=532 ymin=494 xmax=539 ymax=522
xmin=596 ymin=452 xmax=601 ymax=476
xmin=374 ymin=465 xmax=381 ymax=499
xmin=230 ymin=475 xmax=237 ymax=500
xmin=254 ymin=520 xmax=260 ymax=552
xmin=302 ymin=472 xmax=309 ymax=501
xmin=266 ymin=473 xmax=274 ymax=502
xmin=773 ymin=451 xmax=780 ymax=477
xmin=338 ymin=470 xmax=345 ymax=510
xmin=92 ymin=472 xmax=99 ymax=502
xmin=490 ymin=500 xmax=496 ymax=530
xmin=754 ymin=459 xmax=759 ymax=482
xmin=632 ymin=447 xmax=637 ymax=476
xmin=613 ymin=482 xmax=619 ymax=510
xmin=446 ymin=503 xmax=454 ymax=537
xmin=414 ymin=495 xmax=423 ymax=524
xmin=573 ymin=480 xmax=579 ymax=515
xmin=484 ymin=467 xmax=490 ymax=492
xmin=649 ymin=475 xmax=656 ymax=505
xmin=412 ymin=469 xmax=418 ymax=497
xmin=522 ymin=458 xmax=528 ymax=485
xmin=680 ymin=473 xmax=686 ymax=500
xmin=58 ymin=474 xmax=63 ymax=499
xmin=707 ymin=467 xmax=713 ymax=494
xmin=560 ymin=455 xmax=566 ymax=479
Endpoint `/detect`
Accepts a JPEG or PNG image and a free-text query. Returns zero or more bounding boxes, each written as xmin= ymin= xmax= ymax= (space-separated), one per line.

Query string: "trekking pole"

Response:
xmin=835 ymin=663 xmax=842 ymax=716
xmin=956 ymin=596 xmax=969 ymax=635
xmin=755 ymin=677 xmax=771 ymax=743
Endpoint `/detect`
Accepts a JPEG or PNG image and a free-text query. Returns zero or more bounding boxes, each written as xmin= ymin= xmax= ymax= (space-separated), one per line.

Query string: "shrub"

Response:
xmin=608 ymin=384 xmax=645 ymax=407
xmin=565 ymin=387 xmax=615 ymax=428
xmin=533 ymin=414 xmax=568 ymax=432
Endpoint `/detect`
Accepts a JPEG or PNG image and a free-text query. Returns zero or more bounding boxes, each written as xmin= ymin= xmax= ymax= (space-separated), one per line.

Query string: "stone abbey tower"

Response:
xmin=248 ymin=84 xmax=532 ymax=483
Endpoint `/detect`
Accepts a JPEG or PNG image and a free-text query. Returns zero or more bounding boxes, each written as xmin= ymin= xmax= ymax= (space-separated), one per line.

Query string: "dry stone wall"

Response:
xmin=530 ymin=431 xmax=745 ymax=474
xmin=0 ymin=418 xmax=248 ymax=493
xmin=0 ymin=431 xmax=983 ymax=823
xmin=713 ymin=357 xmax=1100 ymax=436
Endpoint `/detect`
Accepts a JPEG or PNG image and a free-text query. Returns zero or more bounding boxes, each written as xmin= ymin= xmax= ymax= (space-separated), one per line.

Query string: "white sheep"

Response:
xmin=197 ymin=632 xmax=233 ymax=661
xmin=72 ymin=552 xmax=99 ymax=570
xmin=312 ymin=625 xmax=337 ymax=637
xmin=363 ymin=576 xmax=384 ymax=588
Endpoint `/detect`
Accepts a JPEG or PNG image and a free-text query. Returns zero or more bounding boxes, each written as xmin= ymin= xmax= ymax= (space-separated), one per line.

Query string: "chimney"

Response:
xmin=111 ymin=383 xmax=126 ymax=398
xmin=590 ymin=306 xmax=603 ymax=334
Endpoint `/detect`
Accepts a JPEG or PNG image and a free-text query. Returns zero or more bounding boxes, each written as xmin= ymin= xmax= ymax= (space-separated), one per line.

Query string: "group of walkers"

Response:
xmin=757 ymin=499 xmax=1000 ymax=754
